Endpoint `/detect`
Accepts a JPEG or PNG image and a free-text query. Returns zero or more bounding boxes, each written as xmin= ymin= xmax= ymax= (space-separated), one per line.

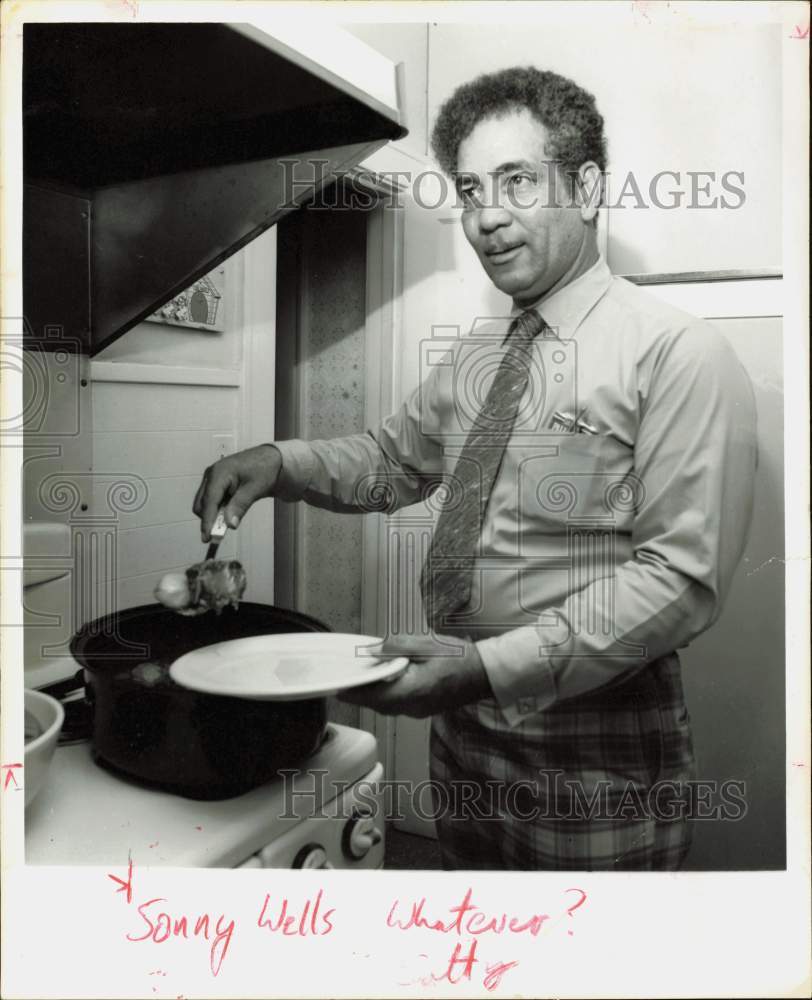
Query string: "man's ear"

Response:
xmin=575 ymin=161 xmax=603 ymax=221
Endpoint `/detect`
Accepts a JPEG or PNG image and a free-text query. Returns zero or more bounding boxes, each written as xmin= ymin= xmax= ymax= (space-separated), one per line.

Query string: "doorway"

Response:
xmin=274 ymin=176 xmax=403 ymax=737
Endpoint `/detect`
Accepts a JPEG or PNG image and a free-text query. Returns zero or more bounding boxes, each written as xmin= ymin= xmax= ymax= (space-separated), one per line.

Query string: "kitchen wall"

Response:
xmin=350 ymin=17 xmax=781 ymax=383
xmin=426 ymin=20 xmax=781 ymax=277
xmin=673 ymin=302 xmax=784 ymax=870
xmin=88 ymin=229 xmax=277 ymax=615
xmin=346 ymin=17 xmax=786 ymax=869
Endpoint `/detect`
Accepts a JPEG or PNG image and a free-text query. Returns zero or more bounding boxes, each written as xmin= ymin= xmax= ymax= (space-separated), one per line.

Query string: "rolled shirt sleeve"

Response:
xmin=477 ymin=321 xmax=758 ymax=726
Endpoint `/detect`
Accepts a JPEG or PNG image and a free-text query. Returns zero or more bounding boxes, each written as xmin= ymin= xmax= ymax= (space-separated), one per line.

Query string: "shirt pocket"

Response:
xmin=516 ymin=434 xmax=638 ymax=530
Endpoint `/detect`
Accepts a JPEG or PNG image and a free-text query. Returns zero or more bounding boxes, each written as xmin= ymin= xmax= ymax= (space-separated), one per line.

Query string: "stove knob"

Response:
xmin=343 ymin=812 xmax=383 ymax=860
xmin=292 ymin=844 xmax=334 ymax=870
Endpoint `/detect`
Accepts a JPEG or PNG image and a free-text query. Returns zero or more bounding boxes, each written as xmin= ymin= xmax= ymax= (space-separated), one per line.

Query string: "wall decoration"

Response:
xmin=145 ymin=266 xmax=226 ymax=331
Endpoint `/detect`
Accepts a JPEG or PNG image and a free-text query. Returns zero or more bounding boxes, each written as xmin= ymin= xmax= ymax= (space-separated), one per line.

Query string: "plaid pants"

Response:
xmin=429 ymin=653 xmax=695 ymax=871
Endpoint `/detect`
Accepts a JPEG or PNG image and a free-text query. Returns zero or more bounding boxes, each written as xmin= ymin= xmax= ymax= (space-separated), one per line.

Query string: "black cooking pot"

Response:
xmin=68 ymin=602 xmax=330 ymax=801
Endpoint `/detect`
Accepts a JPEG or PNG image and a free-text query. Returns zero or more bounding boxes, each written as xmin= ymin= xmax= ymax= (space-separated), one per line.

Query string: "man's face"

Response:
xmin=456 ymin=108 xmax=588 ymax=305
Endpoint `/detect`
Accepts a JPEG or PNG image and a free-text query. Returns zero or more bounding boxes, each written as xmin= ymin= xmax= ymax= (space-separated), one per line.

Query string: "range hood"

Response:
xmin=23 ymin=22 xmax=406 ymax=355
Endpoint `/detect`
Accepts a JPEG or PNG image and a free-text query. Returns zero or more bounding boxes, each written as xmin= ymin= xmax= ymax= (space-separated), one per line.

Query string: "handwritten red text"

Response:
xmin=257 ymin=889 xmax=335 ymax=937
xmin=387 ymin=887 xmax=550 ymax=938
xmin=127 ymin=898 xmax=236 ymax=977
xmin=386 ymin=886 xmax=588 ymax=991
xmin=2 ymin=763 xmax=23 ymax=791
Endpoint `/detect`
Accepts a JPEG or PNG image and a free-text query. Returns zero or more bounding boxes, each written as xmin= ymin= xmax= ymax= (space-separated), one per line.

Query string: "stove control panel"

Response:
xmin=343 ymin=807 xmax=384 ymax=860
xmin=235 ymin=763 xmax=385 ymax=870
xmin=292 ymin=845 xmax=335 ymax=869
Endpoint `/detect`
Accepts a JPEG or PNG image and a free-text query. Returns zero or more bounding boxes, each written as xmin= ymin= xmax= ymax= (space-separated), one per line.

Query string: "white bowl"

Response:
xmin=24 ymin=689 xmax=64 ymax=808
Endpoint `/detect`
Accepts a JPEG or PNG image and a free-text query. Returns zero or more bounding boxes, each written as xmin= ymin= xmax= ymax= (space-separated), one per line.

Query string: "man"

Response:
xmin=193 ymin=67 xmax=757 ymax=871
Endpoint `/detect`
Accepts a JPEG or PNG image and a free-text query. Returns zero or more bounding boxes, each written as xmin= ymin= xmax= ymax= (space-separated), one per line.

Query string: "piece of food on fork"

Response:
xmin=154 ymin=510 xmax=247 ymax=615
xmin=154 ymin=559 xmax=247 ymax=616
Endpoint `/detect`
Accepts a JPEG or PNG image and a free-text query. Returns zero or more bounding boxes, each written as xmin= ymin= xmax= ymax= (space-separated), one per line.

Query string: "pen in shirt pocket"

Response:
xmin=549 ymin=408 xmax=600 ymax=434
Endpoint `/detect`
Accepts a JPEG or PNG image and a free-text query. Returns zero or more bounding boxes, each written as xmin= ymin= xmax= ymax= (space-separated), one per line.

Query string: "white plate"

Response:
xmin=169 ymin=633 xmax=408 ymax=701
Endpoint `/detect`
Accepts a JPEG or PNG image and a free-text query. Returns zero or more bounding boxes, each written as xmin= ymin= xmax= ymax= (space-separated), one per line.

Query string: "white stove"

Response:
xmin=25 ymin=723 xmax=385 ymax=870
xmin=23 ymin=524 xmax=385 ymax=870
xmin=23 ymin=522 xmax=384 ymax=868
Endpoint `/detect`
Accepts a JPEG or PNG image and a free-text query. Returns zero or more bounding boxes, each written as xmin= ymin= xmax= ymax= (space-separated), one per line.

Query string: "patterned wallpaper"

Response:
xmin=295 ymin=209 xmax=368 ymax=727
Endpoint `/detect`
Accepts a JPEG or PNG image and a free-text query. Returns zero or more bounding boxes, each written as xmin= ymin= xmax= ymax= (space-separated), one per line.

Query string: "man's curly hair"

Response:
xmin=431 ymin=66 xmax=607 ymax=178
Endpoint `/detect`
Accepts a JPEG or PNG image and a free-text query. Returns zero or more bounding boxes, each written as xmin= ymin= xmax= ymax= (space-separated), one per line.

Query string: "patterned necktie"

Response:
xmin=420 ymin=308 xmax=548 ymax=632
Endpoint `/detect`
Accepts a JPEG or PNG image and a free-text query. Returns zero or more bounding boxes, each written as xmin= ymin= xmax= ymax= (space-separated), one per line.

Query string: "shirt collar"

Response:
xmin=509 ymin=256 xmax=612 ymax=341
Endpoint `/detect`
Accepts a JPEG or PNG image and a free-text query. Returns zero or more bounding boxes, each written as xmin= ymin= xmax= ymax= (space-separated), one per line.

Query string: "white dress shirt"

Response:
xmin=274 ymin=258 xmax=758 ymax=726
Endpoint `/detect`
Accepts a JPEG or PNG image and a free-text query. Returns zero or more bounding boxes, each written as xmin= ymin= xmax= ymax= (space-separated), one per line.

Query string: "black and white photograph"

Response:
xmin=1 ymin=2 xmax=809 ymax=997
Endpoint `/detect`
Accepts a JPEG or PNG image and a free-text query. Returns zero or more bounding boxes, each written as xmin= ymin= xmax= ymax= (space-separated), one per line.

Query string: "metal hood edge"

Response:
xmin=22 ymin=21 xmax=406 ymax=355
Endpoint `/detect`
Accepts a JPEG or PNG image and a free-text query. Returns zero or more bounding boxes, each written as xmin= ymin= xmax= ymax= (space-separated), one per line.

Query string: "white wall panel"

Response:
xmin=91 ymin=383 xmax=238 ymax=433
xmin=681 ymin=312 xmax=785 ymax=870
xmin=89 ymin=475 xmax=200 ymax=532
xmin=92 ymin=429 xmax=223 ymax=478
xmin=102 ymin=524 xmax=238 ymax=583
xmin=87 ymin=229 xmax=276 ymax=615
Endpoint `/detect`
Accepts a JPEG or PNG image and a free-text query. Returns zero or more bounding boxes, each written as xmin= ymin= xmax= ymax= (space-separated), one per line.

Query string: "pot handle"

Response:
xmin=37 ymin=668 xmax=86 ymax=702
xmin=36 ymin=668 xmax=94 ymax=744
